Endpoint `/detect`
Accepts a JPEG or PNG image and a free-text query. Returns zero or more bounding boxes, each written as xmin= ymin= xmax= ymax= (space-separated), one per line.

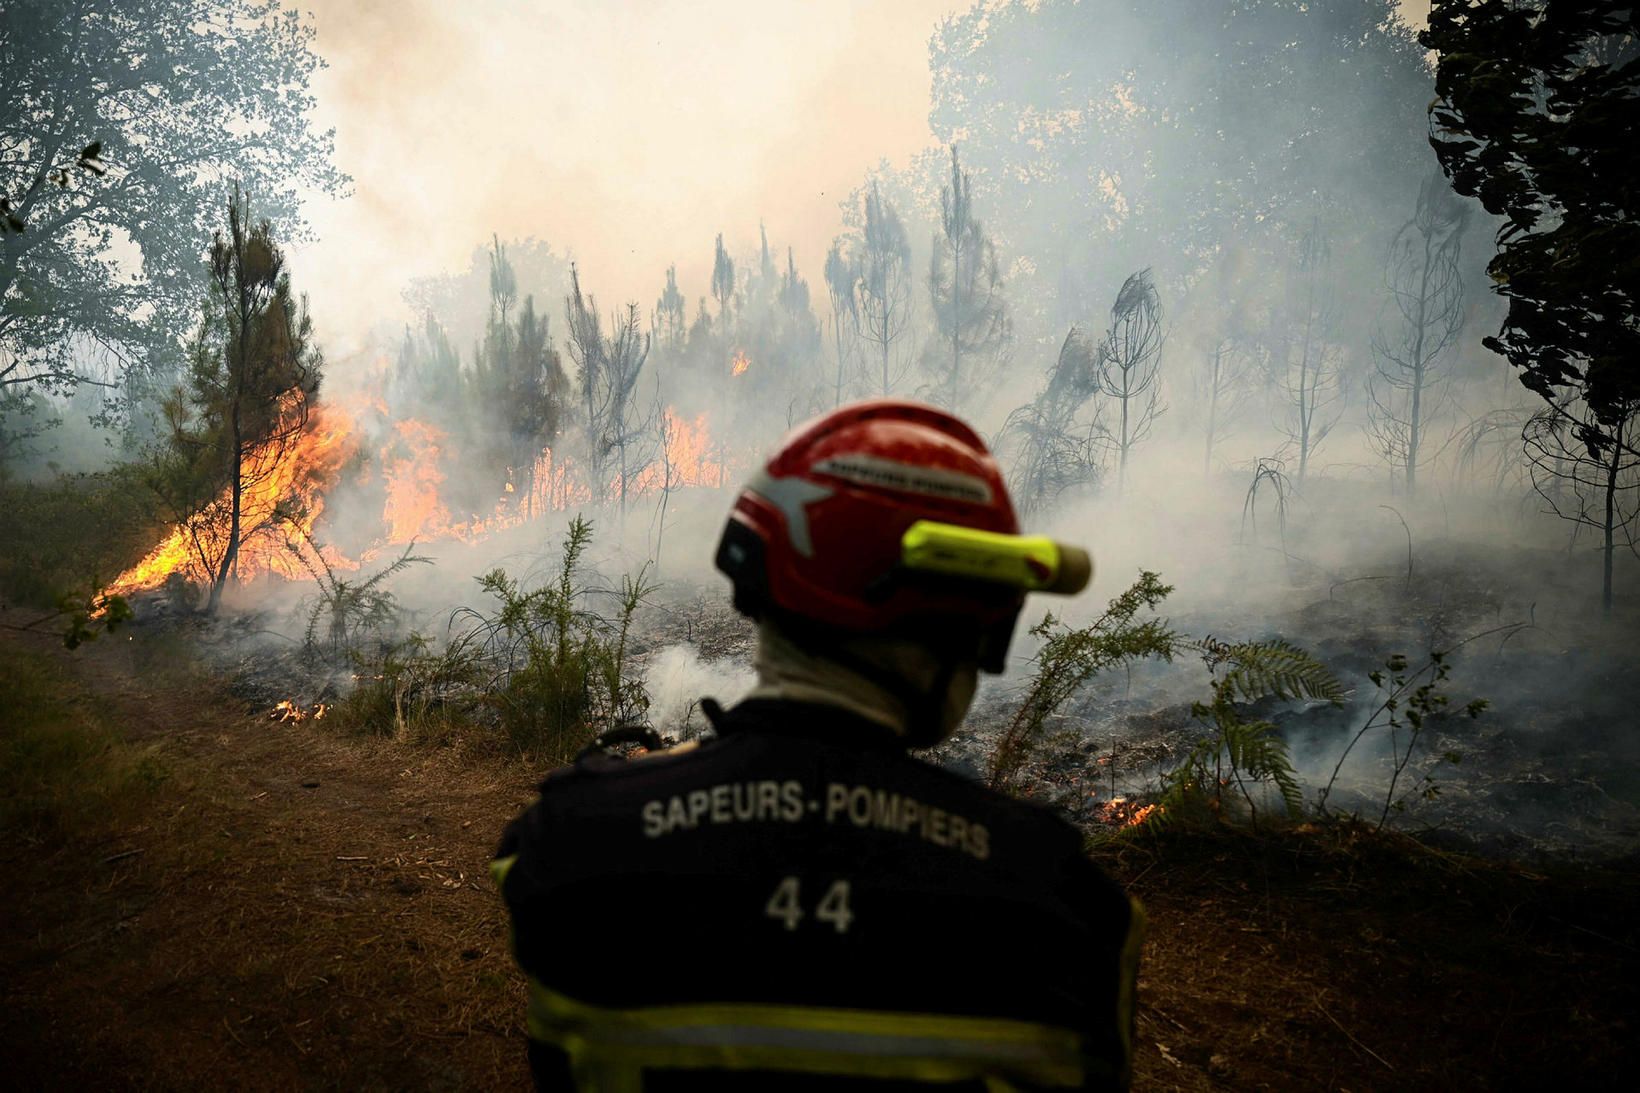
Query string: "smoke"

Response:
xmin=79 ymin=0 xmax=1634 ymax=863
xmin=643 ymin=644 xmax=758 ymax=738
xmin=289 ymin=0 xmax=957 ymax=352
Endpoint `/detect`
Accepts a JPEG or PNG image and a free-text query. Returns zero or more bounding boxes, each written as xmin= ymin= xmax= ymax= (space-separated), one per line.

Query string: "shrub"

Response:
xmin=988 ymin=571 xmax=1178 ymax=793
xmin=332 ymin=516 xmax=653 ymax=764
xmin=1155 ymin=639 xmax=1343 ymax=828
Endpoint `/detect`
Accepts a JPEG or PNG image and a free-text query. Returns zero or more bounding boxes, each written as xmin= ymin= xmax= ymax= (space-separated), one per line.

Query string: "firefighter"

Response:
xmin=493 ymin=399 xmax=1142 ymax=1091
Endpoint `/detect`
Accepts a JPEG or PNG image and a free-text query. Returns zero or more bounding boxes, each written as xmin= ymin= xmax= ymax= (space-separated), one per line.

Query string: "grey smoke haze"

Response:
xmin=288 ymin=0 xmax=1434 ymax=355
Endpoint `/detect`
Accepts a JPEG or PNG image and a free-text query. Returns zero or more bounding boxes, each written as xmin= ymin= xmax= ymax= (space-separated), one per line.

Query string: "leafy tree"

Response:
xmin=468 ymin=239 xmax=569 ymax=517
xmin=926 ymin=145 xmax=1009 ymax=412
xmin=1366 ymin=173 xmax=1471 ymax=495
xmin=928 ymin=0 xmax=1433 ymax=322
xmin=0 ymin=0 xmax=345 ymax=412
xmin=1422 ymin=0 xmax=1639 ymax=609
xmin=390 ymin=315 xmax=463 ymax=426
xmin=154 ymin=188 xmax=322 ymax=615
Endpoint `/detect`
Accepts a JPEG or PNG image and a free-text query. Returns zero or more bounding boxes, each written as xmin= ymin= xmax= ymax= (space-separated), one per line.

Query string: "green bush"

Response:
xmin=455 ymin=516 xmax=653 ymax=760
xmin=0 ymin=464 xmax=168 ymax=607
xmin=1155 ymin=639 xmax=1343 ymax=828
xmin=0 ymin=646 xmax=172 ymax=841
xmin=987 ymin=571 xmax=1178 ymax=793
xmin=334 ymin=516 xmax=652 ymax=764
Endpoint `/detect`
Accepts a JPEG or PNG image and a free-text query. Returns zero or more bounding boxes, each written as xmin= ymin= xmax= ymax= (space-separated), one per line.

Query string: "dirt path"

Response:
xmin=1 ymin=626 xmax=536 ymax=1091
xmin=3 ymin=623 xmax=1636 ymax=1091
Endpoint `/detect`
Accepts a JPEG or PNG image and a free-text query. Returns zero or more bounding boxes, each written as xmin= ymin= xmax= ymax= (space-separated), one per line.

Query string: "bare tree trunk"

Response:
xmin=1204 ymin=345 xmax=1220 ymax=477
xmin=1604 ymin=433 xmax=1620 ymax=614
xmin=1405 ymin=229 xmax=1435 ymax=496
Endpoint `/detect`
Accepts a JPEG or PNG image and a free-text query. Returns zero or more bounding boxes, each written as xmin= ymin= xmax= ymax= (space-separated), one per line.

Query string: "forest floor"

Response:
xmin=2 ymin=615 xmax=1637 ymax=1092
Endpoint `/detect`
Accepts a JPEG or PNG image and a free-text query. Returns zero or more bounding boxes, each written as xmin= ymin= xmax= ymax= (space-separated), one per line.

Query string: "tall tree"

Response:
xmin=1366 ymin=173 xmax=1470 ymax=495
xmin=155 ymin=188 xmax=322 ymax=615
xmin=565 ymin=266 xmax=653 ymax=519
xmin=0 ymin=0 xmax=345 ymax=420
xmin=927 ymin=0 xmax=1432 ymax=333
xmin=655 ymin=264 xmax=687 ymax=349
xmin=856 ymin=184 xmax=914 ymax=396
xmin=926 ymin=145 xmax=1009 ymax=412
xmin=823 ymin=239 xmax=861 ymax=408
xmin=505 ymin=295 xmax=570 ymax=517
xmin=1423 ymin=0 xmax=1638 ymax=609
xmin=711 ymin=233 xmax=736 ymax=322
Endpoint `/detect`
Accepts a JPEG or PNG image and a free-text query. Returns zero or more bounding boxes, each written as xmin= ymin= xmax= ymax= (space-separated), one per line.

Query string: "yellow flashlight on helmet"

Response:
xmin=900 ymin=520 xmax=1093 ymax=595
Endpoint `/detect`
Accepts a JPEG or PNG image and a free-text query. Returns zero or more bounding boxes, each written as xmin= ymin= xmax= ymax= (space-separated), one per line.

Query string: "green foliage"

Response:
xmin=146 ymin=189 xmax=325 ymax=614
xmin=329 ymin=633 xmax=486 ymax=747
xmin=0 ymin=464 xmax=168 ymax=607
xmin=453 ymin=517 xmax=653 ymax=760
xmin=337 ymin=517 xmax=653 ymax=764
xmin=1424 ymin=0 xmax=1638 ymax=425
xmin=0 ymin=644 xmax=170 ymax=841
xmin=988 ymin=571 xmax=1177 ymax=792
xmin=1156 ymin=639 xmax=1344 ymax=828
xmin=59 ymin=583 xmax=132 ymax=650
xmin=1 ymin=0 xmax=346 ymax=399
xmin=287 ymin=535 xmax=430 ymax=662
xmin=1321 ymin=649 xmax=1488 ymax=830
xmin=928 ymin=0 xmax=1432 ymax=312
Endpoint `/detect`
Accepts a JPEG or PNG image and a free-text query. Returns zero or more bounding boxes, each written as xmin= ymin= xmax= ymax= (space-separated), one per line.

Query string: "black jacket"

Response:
xmin=494 ymin=699 xmax=1141 ymax=1092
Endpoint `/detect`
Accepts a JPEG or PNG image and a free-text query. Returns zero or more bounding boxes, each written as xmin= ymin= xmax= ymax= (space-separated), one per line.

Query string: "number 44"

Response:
xmin=765 ymin=876 xmax=853 ymax=934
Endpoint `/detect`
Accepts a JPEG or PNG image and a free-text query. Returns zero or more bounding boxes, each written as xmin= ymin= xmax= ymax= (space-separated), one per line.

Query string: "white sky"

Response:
xmin=289 ymin=0 xmax=1432 ymax=355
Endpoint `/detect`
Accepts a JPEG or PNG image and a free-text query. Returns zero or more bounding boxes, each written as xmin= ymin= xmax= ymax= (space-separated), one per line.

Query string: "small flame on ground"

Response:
xmin=1097 ymin=796 xmax=1161 ymax=828
xmin=271 ymin=699 xmax=328 ymax=723
xmin=731 ymin=350 xmax=750 ymax=377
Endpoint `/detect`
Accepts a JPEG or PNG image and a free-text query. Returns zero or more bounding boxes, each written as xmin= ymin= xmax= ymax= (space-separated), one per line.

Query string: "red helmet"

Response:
xmin=715 ymin=399 xmax=1025 ymax=672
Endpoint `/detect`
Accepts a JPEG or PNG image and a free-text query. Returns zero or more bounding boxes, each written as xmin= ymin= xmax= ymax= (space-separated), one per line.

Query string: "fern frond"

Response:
xmin=1220 ymin=716 xmax=1304 ymax=817
xmin=1216 ymin=639 xmax=1343 ymax=705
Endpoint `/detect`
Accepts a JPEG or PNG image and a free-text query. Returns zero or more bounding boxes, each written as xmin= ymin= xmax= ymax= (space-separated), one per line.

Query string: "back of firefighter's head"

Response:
xmin=715 ymin=399 xmax=1090 ymax=747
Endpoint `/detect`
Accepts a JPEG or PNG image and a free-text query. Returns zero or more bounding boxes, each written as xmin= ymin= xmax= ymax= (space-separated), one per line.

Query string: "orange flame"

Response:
xmin=633 ymin=409 xmax=727 ymax=493
xmin=110 ymin=402 xmax=358 ymax=598
xmin=382 ymin=419 xmax=450 ymax=542
xmin=730 ymin=350 xmax=750 ymax=377
xmin=1096 ymin=796 xmax=1161 ymax=828
xmin=111 ymin=393 xmax=739 ymax=601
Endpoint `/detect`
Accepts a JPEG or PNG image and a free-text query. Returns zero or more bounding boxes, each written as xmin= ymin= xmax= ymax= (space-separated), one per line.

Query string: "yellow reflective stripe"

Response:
xmin=490 ymin=853 xmax=518 ymax=889
xmin=1115 ymin=895 xmax=1145 ymax=1087
xmin=526 ymin=980 xmax=1085 ymax=1088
